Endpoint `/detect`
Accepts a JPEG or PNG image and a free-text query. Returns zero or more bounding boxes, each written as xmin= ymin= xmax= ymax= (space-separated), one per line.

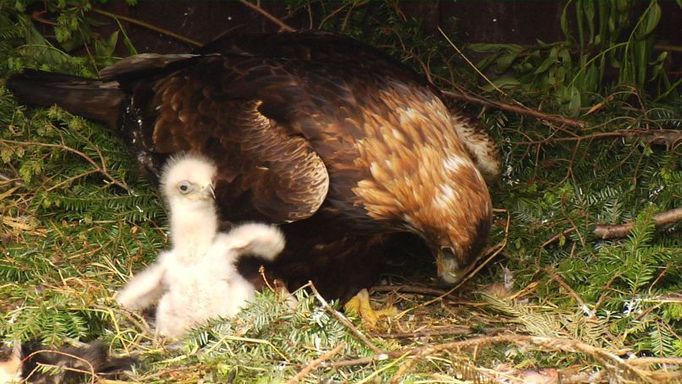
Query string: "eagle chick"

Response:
xmin=116 ymin=153 xmax=285 ymax=338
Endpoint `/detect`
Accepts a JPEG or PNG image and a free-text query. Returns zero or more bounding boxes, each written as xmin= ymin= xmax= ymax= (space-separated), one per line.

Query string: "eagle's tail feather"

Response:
xmin=7 ymin=70 xmax=125 ymax=128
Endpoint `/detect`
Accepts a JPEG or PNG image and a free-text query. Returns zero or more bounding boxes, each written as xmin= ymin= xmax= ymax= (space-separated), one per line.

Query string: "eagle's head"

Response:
xmin=406 ymin=157 xmax=492 ymax=285
xmin=160 ymin=153 xmax=217 ymax=207
xmin=354 ymin=148 xmax=492 ymax=284
xmin=432 ymin=211 xmax=491 ymax=285
xmin=352 ymin=90 xmax=494 ymax=285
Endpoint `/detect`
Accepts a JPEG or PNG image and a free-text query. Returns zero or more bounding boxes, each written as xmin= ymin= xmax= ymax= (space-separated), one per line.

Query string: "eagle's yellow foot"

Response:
xmin=344 ymin=288 xmax=397 ymax=330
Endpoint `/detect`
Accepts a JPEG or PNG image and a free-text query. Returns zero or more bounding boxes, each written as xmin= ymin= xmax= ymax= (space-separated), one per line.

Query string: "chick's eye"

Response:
xmin=178 ymin=181 xmax=192 ymax=194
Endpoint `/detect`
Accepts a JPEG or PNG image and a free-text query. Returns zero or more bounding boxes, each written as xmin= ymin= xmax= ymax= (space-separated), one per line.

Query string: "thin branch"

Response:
xmin=31 ymin=10 xmax=58 ymax=26
xmin=541 ymin=227 xmax=576 ymax=248
xmin=545 ymin=268 xmax=591 ymax=316
xmin=437 ymin=27 xmax=587 ymax=130
xmin=322 ymin=355 xmax=387 ymax=368
xmin=239 ymin=0 xmax=296 ymax=32
xmin=629 ymin=357 xmax=682 ymax=366
xmin=442 ymin=89 xmax=586 ymax=129
xmin=22 ymin=348 xmax=97 ymax=384
xmin=437 ymin=27 xmax=510 ymax=98
xmin=594 ymin=207 xmax=682 ymax=239
xmin=593 ymin=273 xmax=621 ymax=313
xmin=370 ymin=285 xmax=462 ymax=299
xmin=307 ymin=281 xmax=383 ymax=354
xmin=45 ymin=169 xmax=99 ymax=192
xmin=654 ymin=43 xmax=682 ymax=53
xmin=0 ymin=139 xmax=130 ymax=192
xmin=318 ymin=4 xmax=349 ymax=29
xmin=514 ymin=128 xmax=682 ymax=146
xmin=284 ymin=342 xmax=345 ymax=384
xmin=91 ymin=8 xmax=202 ymax=47
xmin=326 ymin=335 xmax=661 ymax=382
xmin=372 ymin=326 xmax=471 ymax=339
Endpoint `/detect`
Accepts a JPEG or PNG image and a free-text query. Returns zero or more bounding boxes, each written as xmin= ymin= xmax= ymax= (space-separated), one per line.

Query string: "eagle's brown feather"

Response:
xmin=7 ymin=32 xmax=498 ymax=298
xmin=149 ymin=61 xmax=331 ymax=222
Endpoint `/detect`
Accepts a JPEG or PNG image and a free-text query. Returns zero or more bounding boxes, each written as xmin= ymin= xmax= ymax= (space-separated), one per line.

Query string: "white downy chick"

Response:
xmin=116 ymin=153 xmax=285 ymax=339
xmin=155 ymin=222 xmax=285 ymax=338
xmin=116 ymin=152 xmax=217 ymax=311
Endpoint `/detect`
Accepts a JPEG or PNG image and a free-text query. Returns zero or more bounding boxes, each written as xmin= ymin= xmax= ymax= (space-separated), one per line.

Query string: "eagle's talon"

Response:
xmin=344 ymin=288 xmax=397 ymax=330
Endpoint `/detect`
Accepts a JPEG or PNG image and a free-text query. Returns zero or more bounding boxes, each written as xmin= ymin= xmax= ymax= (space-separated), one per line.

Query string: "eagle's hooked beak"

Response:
xmin=436 ymin=246 xmax=464 ymax=286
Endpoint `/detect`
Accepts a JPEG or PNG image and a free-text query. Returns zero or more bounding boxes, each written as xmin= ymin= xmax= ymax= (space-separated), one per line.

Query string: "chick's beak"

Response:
xmin=200 ymin=183 xmax=215 ymax=200
xmin=436 ymin=246 xmax=464 ymax=286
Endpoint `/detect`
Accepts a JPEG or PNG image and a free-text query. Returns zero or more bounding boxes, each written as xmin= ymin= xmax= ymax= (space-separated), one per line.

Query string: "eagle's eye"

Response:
xmin=440 ymin=246 xmax=456 ymax=258
xmin=178 ymin=181 xmax=193 ymax=194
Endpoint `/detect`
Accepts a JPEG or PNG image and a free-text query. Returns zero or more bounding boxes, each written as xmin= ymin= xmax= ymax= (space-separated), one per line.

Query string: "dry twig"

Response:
xmin=22 ymin=348 xmax=97 ymax=384
xmin=91 ymin=8 xmax=203 ymax=47
xmin=370 ymin=285 xmax=473 ymax=304
xmin=545 ymin=268 xmax=591 ymax=315
xmin=30 ymin=10 xmax=58 ymax=26
xmin=307 ymin=281 xmax=383 ymax=354
xmin=372 ymin=326 xmax=471 ymax=340
xmin=594 ymin=207 xmax=682 ymax=239
xmin=515 ymin=129 xmax=682 ymax=146
xmin=325 ymin=334 xmax=673 ymax=383
xmin=442 ymin=88 xmax=586 ymax=129
xmin=437 ymin=27 xmax=509 ymax=98
xmin=437 ymin=26 xmax=585 ymax=129
xmin=284 ymin=342 xmax=345 ymax=384
xmin=541 ymin=227 xmax=576 ymax=248
xmin=239 ymin=0 xmax=296 ymax=32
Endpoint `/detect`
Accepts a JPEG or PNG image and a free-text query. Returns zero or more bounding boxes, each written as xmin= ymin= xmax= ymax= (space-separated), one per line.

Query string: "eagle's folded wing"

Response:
xmin=124 ymin=56 xmax=329 ymax=223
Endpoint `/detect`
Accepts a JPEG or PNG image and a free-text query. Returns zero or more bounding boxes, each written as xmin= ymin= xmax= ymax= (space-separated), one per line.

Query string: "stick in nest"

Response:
xmin=442 ymin=89 xmax=586 ymax=129
xmin=594 ymin=207 xmax=682 ymax=239
xmin=327 ymin=334 xmax=670 ymax=383
xmin=307 ymin=281 xmax=383 ymax=354
xmin=239 ymin=0 xmax=296 ymax=32
xmin=284 ymin=342 xmax=345 ymax=384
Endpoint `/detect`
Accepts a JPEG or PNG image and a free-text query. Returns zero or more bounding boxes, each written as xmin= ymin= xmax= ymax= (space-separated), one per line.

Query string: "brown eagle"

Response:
xmin=8 ymin=32 xmax=499 ymax=299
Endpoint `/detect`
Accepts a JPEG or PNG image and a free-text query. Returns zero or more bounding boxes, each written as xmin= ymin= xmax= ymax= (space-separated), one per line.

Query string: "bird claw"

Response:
xmin=344 ymin=288 xmax=397 ymax=330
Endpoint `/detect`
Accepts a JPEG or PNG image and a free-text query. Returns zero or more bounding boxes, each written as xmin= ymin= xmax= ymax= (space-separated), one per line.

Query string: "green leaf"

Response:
xmin=95 ymin=30 xmax=119 ymax=58
xmin=560 ymin=1 xmax=573 ymax=38
xmin=534 ymin=52 xmax=557 ymax=75
xmin=583 ymin=0 xmax=596 ymax=44
xmin=495 ymin=51 xmax=521 ymax=72
xmin=558 ymin=86 xmax=582 ymax=116
xmin=636 ymin=2 xmax=661 ymax=38
xmin=469 ymin=43 xmax=523 ymax=53
xmin=482 ymin=76 xmax=522 ymax=92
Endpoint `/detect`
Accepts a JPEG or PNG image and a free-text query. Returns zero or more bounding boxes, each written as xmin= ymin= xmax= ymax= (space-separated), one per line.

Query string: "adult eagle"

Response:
xmin=8 ymin=32 xmax=499 ymax=299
